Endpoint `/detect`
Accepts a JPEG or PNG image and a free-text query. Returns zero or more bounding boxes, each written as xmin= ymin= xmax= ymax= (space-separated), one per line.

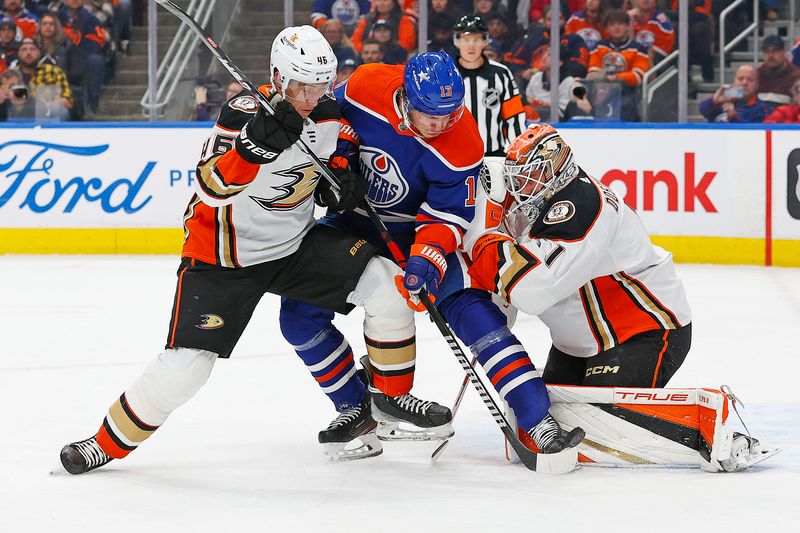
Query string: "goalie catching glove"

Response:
xmin=395 ymin=243 xmax=447 ymax=311
xmin=235 ymin=96 xmax=304 ymax=165
xmin=314 ymin=167 xmax=368 ymax=212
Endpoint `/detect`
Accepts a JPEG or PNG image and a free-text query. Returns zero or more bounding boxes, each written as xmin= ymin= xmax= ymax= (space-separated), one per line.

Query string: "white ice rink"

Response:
xmin=2 ymin=256 xmax=798 ymax=532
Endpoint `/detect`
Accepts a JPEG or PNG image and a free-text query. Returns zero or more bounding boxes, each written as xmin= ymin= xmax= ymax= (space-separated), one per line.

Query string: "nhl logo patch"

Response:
xmin=483 ymin=88 xmax=500 ymax=108
xmin=543 ymin=201 xmax=575 ymax=224
xmin=229 ymin=95 xmax=258 ymax=113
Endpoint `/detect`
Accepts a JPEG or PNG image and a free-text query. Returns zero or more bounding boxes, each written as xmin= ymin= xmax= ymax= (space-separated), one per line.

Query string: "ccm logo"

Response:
xmin=586 ymin=365 xmax=619 ymax=377
xmin=616 ymin=392 xmax=690 ymax=402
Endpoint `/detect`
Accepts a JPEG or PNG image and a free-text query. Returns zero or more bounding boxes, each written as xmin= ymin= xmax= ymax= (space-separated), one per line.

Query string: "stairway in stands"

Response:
xmin=688 ymin=4 xmax=798 ymax=122
xmin=96 ymin=0 xmax=312 ymax=121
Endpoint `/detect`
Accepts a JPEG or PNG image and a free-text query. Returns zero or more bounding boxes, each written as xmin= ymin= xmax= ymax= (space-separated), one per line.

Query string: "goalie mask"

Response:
xmin=504 ymin=124 xmax=577 ymax=225
xmin=270 ymin=26 xmax=337 ymax=105
xmin=400 ymin=51 xmax=465 ymax=138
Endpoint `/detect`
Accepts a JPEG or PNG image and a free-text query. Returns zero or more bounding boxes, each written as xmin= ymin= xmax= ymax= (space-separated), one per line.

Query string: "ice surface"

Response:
xmin=1 ymin=257 xmax=798 ymax=531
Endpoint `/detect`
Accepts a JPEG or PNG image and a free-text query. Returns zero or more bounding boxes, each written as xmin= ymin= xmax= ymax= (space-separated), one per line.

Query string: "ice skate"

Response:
xmin=719 ymin=433 xmax=781 ymax=472
xmin=60 ymin=436 xmax=113 ymax=475
xmin=360 ymin=356 xmax=454 ymax=441
xmin=528 ymin=413 xmax=585 ymax=454
xmin=318 ymin=372 xmax=382 ymax=461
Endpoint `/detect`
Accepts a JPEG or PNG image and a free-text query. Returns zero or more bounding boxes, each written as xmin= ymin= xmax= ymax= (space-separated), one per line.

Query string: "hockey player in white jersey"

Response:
xmin=467 ymin=124 xmax=774 ymax=471
xmin=58 ymin=26 xmax=417 ymax=474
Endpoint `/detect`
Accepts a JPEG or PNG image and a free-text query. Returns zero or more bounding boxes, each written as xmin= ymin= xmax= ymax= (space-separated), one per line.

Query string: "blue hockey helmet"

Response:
xmin=401 ymin=52 xmax=465 ymax=137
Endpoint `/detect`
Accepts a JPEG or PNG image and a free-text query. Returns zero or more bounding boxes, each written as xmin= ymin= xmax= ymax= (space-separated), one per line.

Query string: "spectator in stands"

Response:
xmin=58 ymin=0 xmax=106 ymax=116
xmin=628 ymin=0 xmax=674 ymax=64
xmin=430 ymin=0 xmax=457 ymax=18
xmin=428 ymin=11 xmax=457 ymax=56
xmin=757 ymin=35 xmax=800 ymax=109
xmin=193 ymin=79 xmax=244 ymax=122
xmin=763 ymin=0 xmax=779 ymax=21
xmin=360 ymin=38 xmax=384 ymax=64
xmin=337 ymin=54 xmax=359 ymax=83
xmin=0 ymin=67 xmax=29 ymax=120
xmin=25 ymin=1 xmax=53 ymax=17
xmin=351 ymin=0 xmax=416 ymax=53
xmin=525 ymin=43 xmax=593 ymax=122
xmin=700 ymin=64 xmax=769 ymax=123
xmin=35 ymin=11 xmax=84 ymax=118
xmin=587 ymin=8 xmax=650 ymax=122
xmin=321 ymin=18 xmax=357 ymax=63
xmin=311 ymin=0 xmax=371 ymax=33
xmin=505 ymin=5 xmax=588 ymax=82
xmin=764 ymin=79 xmax=800 ymax=123
xmin=0 ymin=18 xmax=18 ymax=72
xmin=792 ymin=38 xmax=800 ymax=69
xmin=370 ymin=19 xmax=409 ymax=64
xmin=13 ymin=37 xmax=71 ymax=120
xmin=565 ymin=0 xmax=606 ymax=51
xmin=486 ymin=11 xmax=518 ymax=57
xmin=3 ymin=0 xmax=38 ymax=38
xmin=473 ymin=0 xmax=503 ymax=24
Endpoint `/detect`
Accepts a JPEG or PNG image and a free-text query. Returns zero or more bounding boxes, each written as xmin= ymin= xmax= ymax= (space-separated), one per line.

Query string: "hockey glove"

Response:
xmin=314 ymin=167 xmax=368 ymax=212
xmin=394 ymin=243 xmax=447 ymax=311
xmin=235 ymin=99 xmax=304 ymax=165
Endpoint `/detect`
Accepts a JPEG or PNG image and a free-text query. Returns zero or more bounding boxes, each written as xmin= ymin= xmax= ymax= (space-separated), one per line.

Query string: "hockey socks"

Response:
xmin=290 ymin=326 xmax=364 ymax=411
xmin=364 ymin=335 xmax=416 ymax=396
xmin=440 ymin=290 xmax=551 ymax=431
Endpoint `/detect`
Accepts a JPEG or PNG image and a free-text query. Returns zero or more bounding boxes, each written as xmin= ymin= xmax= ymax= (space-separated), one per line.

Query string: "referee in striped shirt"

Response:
xmin=453 ymin=15 xmax=526 ymax=157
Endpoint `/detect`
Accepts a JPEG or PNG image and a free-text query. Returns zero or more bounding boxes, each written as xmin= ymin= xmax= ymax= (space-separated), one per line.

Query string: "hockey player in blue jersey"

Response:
xmin=281 ymin=52 xmax=577 ymax=456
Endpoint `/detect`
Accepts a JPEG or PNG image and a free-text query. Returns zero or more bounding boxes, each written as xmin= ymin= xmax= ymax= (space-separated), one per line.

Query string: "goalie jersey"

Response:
xmin=182 ymin=87 xmax=342 ymax=267
xmin=468 ymin=168 xmax=692 ymax=357
xmin=332 ymin=63 xmax=484 ymax=256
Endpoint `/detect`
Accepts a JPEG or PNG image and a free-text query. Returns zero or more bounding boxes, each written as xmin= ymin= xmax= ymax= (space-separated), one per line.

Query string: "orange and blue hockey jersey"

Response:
xmin=332 ymin=63 xmax=484 ymax=259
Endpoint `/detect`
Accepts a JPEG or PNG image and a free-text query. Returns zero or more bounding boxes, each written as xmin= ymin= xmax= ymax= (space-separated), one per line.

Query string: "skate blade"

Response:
xmin=376 ymin=420 xmax=454 ymax=442
xmin=738 ymin=446 xmax=781 ymax=470
xmin=323 ymin=433 xmax=383 ymax=462
xmin=49 ymin=463 xmax=69 ymax=476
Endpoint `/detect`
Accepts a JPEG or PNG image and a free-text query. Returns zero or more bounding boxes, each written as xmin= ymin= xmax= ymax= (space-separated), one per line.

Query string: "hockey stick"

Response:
xmin=154 ymin=0 xmax=546 ymax=472
xmin=430 ymin=355 xmax=477 ymax=464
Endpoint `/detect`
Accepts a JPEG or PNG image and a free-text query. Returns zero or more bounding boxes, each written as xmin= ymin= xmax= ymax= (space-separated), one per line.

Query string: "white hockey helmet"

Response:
xmin=270 ymin=25 xmax=338 ymax=103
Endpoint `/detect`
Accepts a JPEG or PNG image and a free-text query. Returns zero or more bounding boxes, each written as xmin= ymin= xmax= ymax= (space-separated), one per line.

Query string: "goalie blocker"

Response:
xmin=505 ymin=385 xmax=779 ymax=472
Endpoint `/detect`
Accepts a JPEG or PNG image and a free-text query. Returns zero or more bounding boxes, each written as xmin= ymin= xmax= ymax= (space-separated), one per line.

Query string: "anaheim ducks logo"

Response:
xmin=602 ymin=52 xmax=628 ymax=74
xmin=359 ymin=146 xmax=409 ymax=208
xmin=228 ymin=95 xmax=258 ymax=113
xmin=196 ymin=314 xmax=224 ymax=330
xmin=251 ymin=162 xmax=321 ymax=211
xmin=543 ymin=200 xmax=575 ymax=224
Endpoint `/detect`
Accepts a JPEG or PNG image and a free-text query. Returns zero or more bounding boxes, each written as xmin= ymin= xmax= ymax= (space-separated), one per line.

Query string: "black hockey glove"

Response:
xmin=314 ymin=167 xmax=368 ymax=212
xmin=235 ymin=100 xmax=304 ymax=165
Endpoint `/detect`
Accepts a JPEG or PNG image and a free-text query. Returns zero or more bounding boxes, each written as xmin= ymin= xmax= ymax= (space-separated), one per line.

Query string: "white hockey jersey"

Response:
xmin=183 ymin=88 xmax=341 ymax=267
xmin=467 ymin=167 xmax=691 ymax=358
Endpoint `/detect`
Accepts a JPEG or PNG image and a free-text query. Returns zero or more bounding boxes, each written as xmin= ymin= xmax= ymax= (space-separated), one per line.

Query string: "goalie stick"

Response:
xmin=154 ymin=0 xmax=564 ymax=472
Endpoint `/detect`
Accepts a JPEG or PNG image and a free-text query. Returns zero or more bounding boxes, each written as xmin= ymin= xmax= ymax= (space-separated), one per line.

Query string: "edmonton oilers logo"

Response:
xmin=359 ymin=146 xmax=409 ymax=207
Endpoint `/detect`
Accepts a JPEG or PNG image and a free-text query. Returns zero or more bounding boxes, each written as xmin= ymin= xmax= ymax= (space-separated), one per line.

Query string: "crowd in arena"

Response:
xmin=0 ymin=0 xmax=133 ymax=122
xmin=301 ymin=0 xmax=800 ymax=124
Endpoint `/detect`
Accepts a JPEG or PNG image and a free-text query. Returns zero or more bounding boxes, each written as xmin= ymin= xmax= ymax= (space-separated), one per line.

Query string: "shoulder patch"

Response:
xmin=530 ymin=178 xmax=602 ymax=242
xmin=228 ymin=95 xmax=258 ymax=113
xmin=543 ymin=201 xmax=576 ymax=224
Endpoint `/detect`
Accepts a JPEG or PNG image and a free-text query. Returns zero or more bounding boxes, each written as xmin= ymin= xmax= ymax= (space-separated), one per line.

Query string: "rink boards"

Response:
xmin=0 ymin=122 xmax=798 ymax=266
